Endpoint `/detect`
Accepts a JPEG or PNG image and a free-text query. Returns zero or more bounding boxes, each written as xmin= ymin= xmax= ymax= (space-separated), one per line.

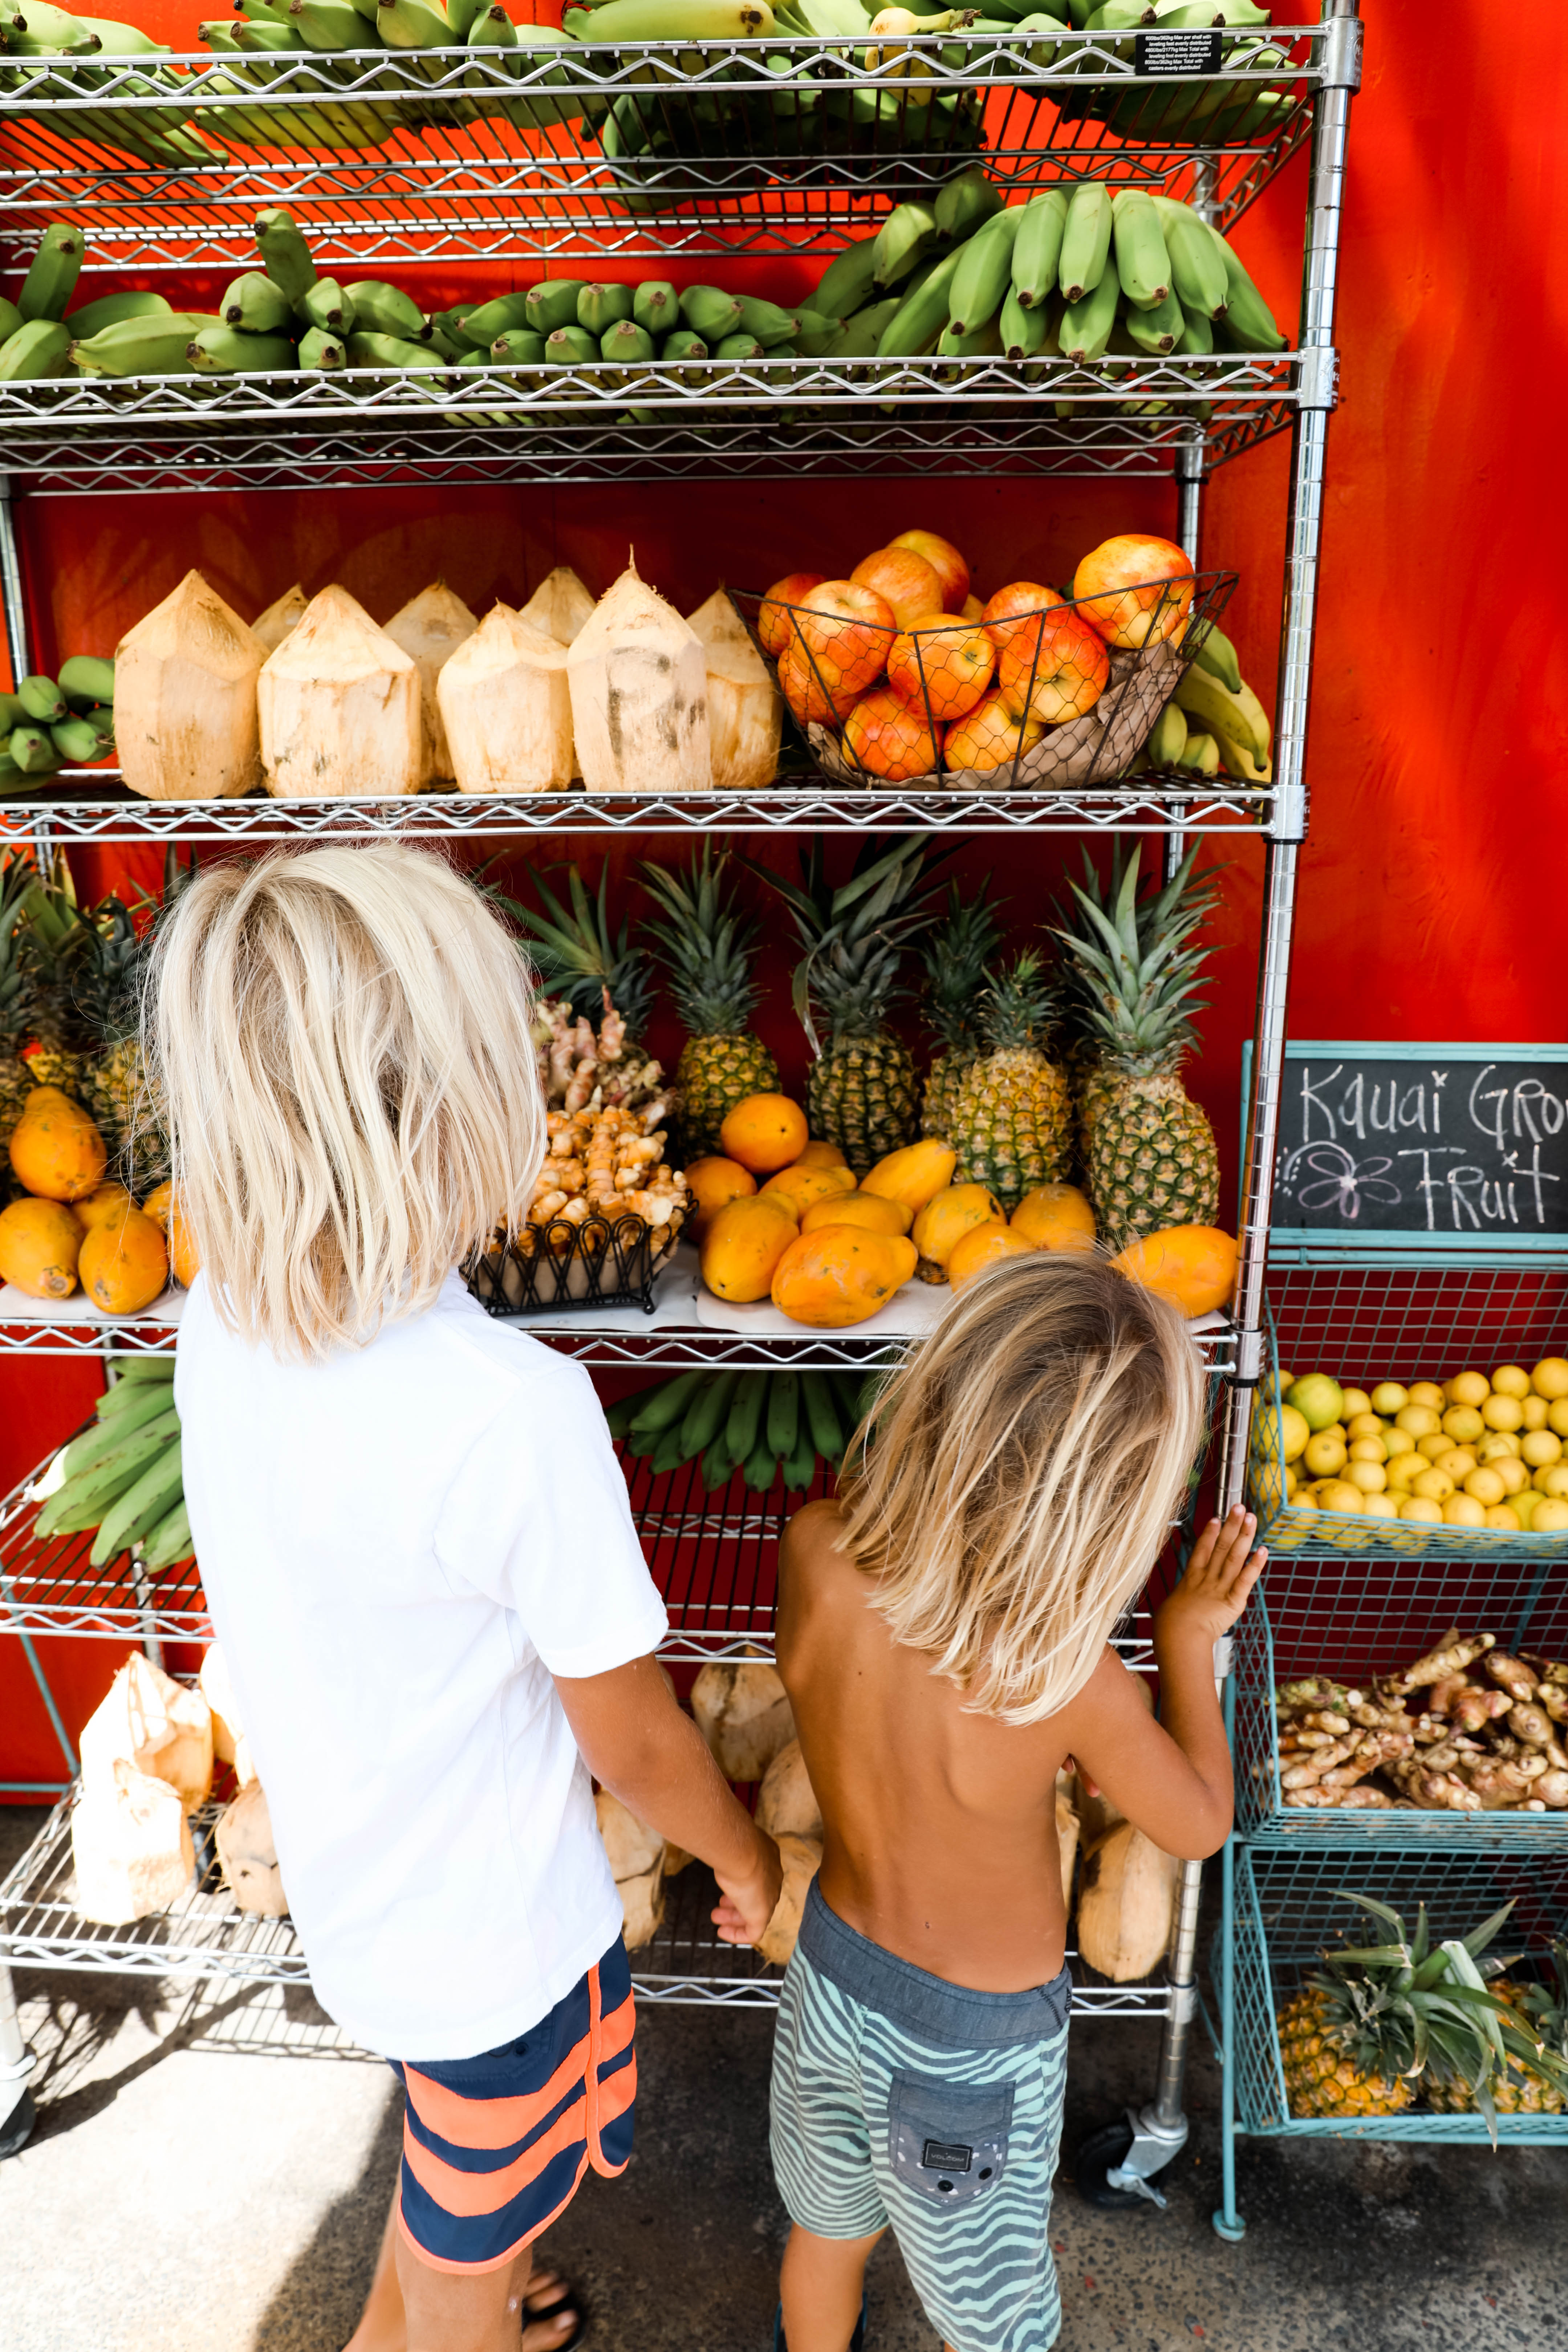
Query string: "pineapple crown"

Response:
xmin=16 ymin=848 xmax=95 ymax=1056
xmin=503 ymin=862 xmax=654 ymax=1040
xmin=1052 ymin=844 xmax=1219 ymax=1078
xmin=638 ymin=844 xmax=762 ymax=1042
xmin=977 ymin=947 xmax=1061 ymax=1055
xmin=758 ymin=834 xmax=942 ymax=1056
xmin=919 ymin=877 xmax=1004 ymax=1057
xmin=0 ymin=850 xmax=36 ymax=1055
xmin=80 ymin=846 xmax=199 ymax=1051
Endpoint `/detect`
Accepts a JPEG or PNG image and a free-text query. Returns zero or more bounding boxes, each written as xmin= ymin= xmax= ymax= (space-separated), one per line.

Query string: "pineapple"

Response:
xmin=640 ymin=844 xmax=777 ymax=1160
xmin=946 ymin=951 xmax=1072 ymax=1210
xmin=1424 ymin=1942 xmax=1568 ymax=2117
xmin=17 ymin=850 xmax=93 ymax=1101
xmin=765 ymin=836 xmax=936 ymax=1173
xmin=917 ymin=877 xmax=1003 ymax=1143
xmin=504 ymin=862 xmax=665 ymax=1104
xmin=1 ymin=850 xmax=38 ymax=1178
xmin=1053 ymin=846 xmax=1222 ymax=1250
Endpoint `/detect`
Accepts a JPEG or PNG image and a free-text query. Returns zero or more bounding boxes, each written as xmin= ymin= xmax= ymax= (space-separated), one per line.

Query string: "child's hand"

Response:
xmin=712 ymin=1830 xmax=784 ymax=1948
xmin=1155 ymin=1506 xmax=1266 ymax=1649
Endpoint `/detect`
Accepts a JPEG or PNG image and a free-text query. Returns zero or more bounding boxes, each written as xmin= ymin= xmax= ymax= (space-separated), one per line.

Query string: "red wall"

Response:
xmin=3 ymin=3 xmax=1564 ymax=1782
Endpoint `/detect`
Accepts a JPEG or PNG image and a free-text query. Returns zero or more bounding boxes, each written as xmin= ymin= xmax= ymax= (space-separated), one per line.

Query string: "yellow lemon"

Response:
xmin=1530 ymin=1497 xmax=1568 ymax=1532
xmin=1339 ymin=1388 xmax=1372 ymax=1419
xmin=1349 ymin=1436 xmax=1388 ymax=1464
xmin=1476 ymin=1432 xmax=1521 ymax=1461
xmin=1383 ymin=1426 xmax=1417 ymax=1459
xmin=1463 ymin=1465 xmax=1506 ymax=1507
xmin=1345 ymin=1412 xmax=1385 ymax=1442
xmin=1443 ymin=1493 xmax=1485 ymax=1527
xmin=1521 ymin=1395 xmax=1549 ymax=1430
xmin=1482 ymin=1392 xmax=1524 ymax=1432
xmin=1484 ymin=1505 xmax=1522 ymax=1531
xmin=1445 ymin=1370 xmax=1490 ymax=1409
xmin=1441 ymin=1405 xmax=1484 ymax=1444
xmin=1491 ymin=1456 xmax=1529 ymax=1495
xmin=1522 ymin=1429 xmax=1564 ymax=1468
xmin=1345 ymin=1459 xmax=1387 ymax=1494
xmin=1491 ymin=1364 xmax=1531 ymax=1398
xmin=1396 ymin=1405 xmax=1441 ymax=1438
xmin=1411 ymin=1466 xmax=1454 ymax=1502
xmin=1435 ymin=1449 xmax=1478 ymax=1482
xmin=1399 ymin=1495 xmax=1443 ymax=1524
xmin=1530 ymin=1357 xmax=1568 ymax=1400
xmin=1407 ymin=1381 xmax=1447 ymax=1411
xmin=1534 ymin=1463 xmax=1568 ymax=1499
xmin=1511 ymin=1489 xmax=1539 ymax=1529
xmin=1549 ymin=1399 xmax=1568 ymax=1438
xmin=1319 ymin=1481 xmax=1365 ymax=1516
xmin=1370 ymin=1381 xmax=1409 ymax=1416
xmin=1417 ymin=1433 xmax=1454 ymax=1461
xmin=1385 ymin=1453 xmax=1423 ymax=1494
xmin=1303 ymin=1430 xmax=1348 ymax=1478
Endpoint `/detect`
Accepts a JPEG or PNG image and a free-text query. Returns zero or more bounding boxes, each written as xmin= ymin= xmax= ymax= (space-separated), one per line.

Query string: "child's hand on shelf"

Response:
xmin=1156 ymin=1505 xmax=1267 ymax=1650
xmin=712 ymin=1829 xmax=784 ymax=1948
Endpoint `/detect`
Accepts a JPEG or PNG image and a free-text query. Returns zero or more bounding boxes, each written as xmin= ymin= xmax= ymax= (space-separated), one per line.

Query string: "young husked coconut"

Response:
xmin=79 ymin=1648 xmax=213 ymax=1811
xmin=567 ymin=557 xmax=712 ymax=794
xmin=382 ymin=581 xmax=478 ymax=785
xmin=1056 ymin=1778 xmax=1080 ymax=1912
xmin=114 ymin=570 xmax=261 ymax=801
xmin=520 ymin=565 xmax=596 ymax=646
xmin=251 ymin=583 xmax=308 ymax=654
xmin=596 ymin=1789 xmax=666 ymax=1951
xmin=1075 ymin=1821 xmax=1179 ymax=1984
xmin=435 ymin=604 xmax=574 ymax=793
xmin=686 ymin=589 xmax=782 ymax=792
xmin=757 ymin=1832 xmax=822 ymax=1968
xmin=215 ymin=1780 xmax=288 ymax=1917
xmin=691 ymin=1659 xmax=795 ymax=1783
xmin=198 ymin=1644 xmax=255 ymax=1788
xmin=756 ymin=1737 xmax=822 ymax=1842
xmin=257 ymin=584 xmax=421 ymax=799
xmin=71 ymin=1758 xmax=195 ymax=1925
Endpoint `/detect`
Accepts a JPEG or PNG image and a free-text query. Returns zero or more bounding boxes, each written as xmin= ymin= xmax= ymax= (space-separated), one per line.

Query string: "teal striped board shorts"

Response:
xmin=770 ymin=1882 xmax=1071 ymax=2352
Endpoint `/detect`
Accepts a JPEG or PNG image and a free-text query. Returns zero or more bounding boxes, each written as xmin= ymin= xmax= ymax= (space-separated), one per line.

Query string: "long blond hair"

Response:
xmin=836 ymin=1249 xmax=1207 ymax=1724
xmin=144 ymin=843 xmax=545 ymax=1361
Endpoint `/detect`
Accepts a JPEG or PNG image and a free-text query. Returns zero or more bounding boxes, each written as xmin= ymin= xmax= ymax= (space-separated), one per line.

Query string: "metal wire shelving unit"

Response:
xmin=0 ymin=1 xmax=1362 ymax=2185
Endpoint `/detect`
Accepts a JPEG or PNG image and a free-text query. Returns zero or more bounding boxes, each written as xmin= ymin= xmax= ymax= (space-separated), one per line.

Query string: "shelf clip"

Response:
xmin=1230 ymin=1328 xmax=1265 ymax=1390
xmin=1296 ymin=345 xmax=1339 ymax=412
xmin=1320 ymin=10 xmax=1364 ymax=93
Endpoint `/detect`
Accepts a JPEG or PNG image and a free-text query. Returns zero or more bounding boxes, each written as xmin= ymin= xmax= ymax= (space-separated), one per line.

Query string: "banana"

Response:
xmin=1214 ymin=269 xmax=1287 ymax=353
xmin=782 ymin=1427 xmax=817 ymax=1494
xmin=18 ymin=223 xmax=85 ymax=325
xmin=633 ymin=280 xmax=678 ymax=337
xmin=649 ymin=1425 xmax=688 ymax=1476
xmin=1057 ymin=181 xmax=1113 ymax=305
xmin=569 ymin=0 xmax=775 ymax=36
xmin=872 ymin=200 xmax=939 ymax=289
xmin=346 ymin=280 xmax=430 ymax=341
xmin=1058 ymin=264 xmax=1118 ymax=362
xmin=432 ymin=304 xmax=480 ymax=346
xmin=946 ymin=207 xmax=1021 ymax=334
xmin=742 ymin=1436 xmax=779 ymax=1494
xmin=18 ymin=675 xmax=67 ymax=723
xmin=7 ymin=1 xmax=99 ymax=43
xmin=712 ymin=331 xmax=764 ymax=361
xmin=376 ymin=0 xmax=456 ymax=45
xmin=107 ymin=1360 xmax=176 ymax=1385
xmin=1176 ymin=729 xmax=1219 ymax=779
xmin=290 ymin=0 xmax=371 ymax=45
xmin=734 ymin=295 xmax=800 ymax=348
xmin=9 ymin=727 xmax=59 ymax=775
xmin=1145 ymin=699 xmax=1188 ymax=769
xmin=765 ymin=1369 xmax=800 ymax=1461
xmin=933 ymin=164 xmax=1002 ymax=242
xmin=1110 ymin=189 xmax=1171 ymax=309
xmin=255 ymin=210 xmax=317 ymax=304
xmin=603 ymin=1389 xmax=651 ymax=1441
xmin=801 ymin=1370 xmax=845 ymax=1466
xmin=543 ymin=324 xmax=598 ymax=363
xmin=61 ymin=289 xmax=170 ymax=341
xmin=876 ymin=247 xmax=963 ymax=357
xmin=139 ymin=1497 xmax=192 ymax=1572
xmin=812 ymin=238 xmax=882 ymax=322
xmin=298 ymin=278 xmax=354 ymax=333
xmin=1009 ymin=189 xmax=1067 ymax=310
xmin=1210 ymin=725 xmax=1271 ymax=785
xmin=35 ymin=1411 xmax=180 ymax=1536
xmin=657 ymin=328 xmax=703 ymax=361
xmin=678 ymin=1368 xmax=740 ymax=1460
xmin=577 ymin=282 xmax=633 ymax=337
xmin=700 ymin=1437 xmax=738 ymax=1492
xmin=490 ymin=330 xmax=548 ymax=363
xmin=0 ymin=300 xmax=21 ymax=345
xmin=526 ymin=281 xmax=589 ymax=335
xmin=678 ymin=285 xmax=742 ymax=342
xmin=463 ymin=291 xmax=537 ymax=344
xmin=50 ymin=714 xmax=107 ymax=763
xmin=58 ymin=653 xmax=116 ymax=707
xmin=833 ymin=294 xmax=901 ymax=357
xmin=722 ymin=1373 xmax=767 ymax=1466
xmin=298 ymin=325 xmax=346 ymax=368
xmin=220 ymin=272 xmax=295 ymax=336
xmin=344 ymin=332 xmax=446 ymax=370
xmin=1149 ymin=196 xmax=1227 ymax=318
xmin=792 ymin=308 xmax=841 ymax=356
xmin=1174 ymin=309 xmax=1212 ymax=355
xmin=601 ymin=318 xmax=655 ymax=363
xmin=1000 ymin=286 xmax=1047 ymax=359
xmin=1190 ymin=614 xmax=1242 ymax=694
xmin=91 ymin=1438 xmax=184 ymax=1568
xmin=629 ymin=1369 xmax=707 ymax=1438
xmin=1172 ymin=664 xmax=1271 ymax=763
xmin=445 ymin=0 xmax=488 ymax=28
xmin=937 ymin=316 xmax=1004 ymax=358
xmin=188 ymin=325 xmax=296 ymax=373
xmin=1122 ymin=285 xmax=1183 ymax=354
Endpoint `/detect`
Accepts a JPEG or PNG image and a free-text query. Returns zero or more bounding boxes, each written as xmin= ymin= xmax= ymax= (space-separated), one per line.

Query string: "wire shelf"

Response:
xmin=0 ymin=34 xmax=1324 ymax=270
xmin=1222 ymin=1842 xmax=1568 ymax=2142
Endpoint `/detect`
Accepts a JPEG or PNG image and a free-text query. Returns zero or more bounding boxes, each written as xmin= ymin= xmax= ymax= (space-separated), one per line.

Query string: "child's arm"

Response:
xmin=555 ymin=1655 xmax=784 ymax=1945
xmin=1054 ymin=1506 xmax=1265 ymax=1861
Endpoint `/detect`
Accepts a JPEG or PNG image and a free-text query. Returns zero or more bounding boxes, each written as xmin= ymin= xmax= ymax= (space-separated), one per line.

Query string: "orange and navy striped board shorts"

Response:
xmin=390 ymin=1936 xmax=635 ymax=2274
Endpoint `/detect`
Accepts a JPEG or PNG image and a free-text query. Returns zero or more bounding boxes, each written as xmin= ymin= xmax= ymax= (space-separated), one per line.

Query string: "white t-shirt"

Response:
xmin=174 ymin=1269 xmax=667 ymax=2060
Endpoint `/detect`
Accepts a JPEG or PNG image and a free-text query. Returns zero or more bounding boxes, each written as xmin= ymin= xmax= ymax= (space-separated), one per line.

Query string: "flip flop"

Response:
xmin=773 ymin=2291 xmax=866 ymax=2350
xmin=522 ymin=2278 xmax=586 ymax=2352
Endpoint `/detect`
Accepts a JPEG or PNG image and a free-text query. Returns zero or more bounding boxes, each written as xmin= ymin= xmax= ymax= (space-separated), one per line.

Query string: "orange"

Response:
xmin=1011 ymin=1183 xmax=1096 ymax=1253
xmin=719 ymin=1093 xmax=810 ymax=1175
xmin=700 ymin=1195 xmax=799 ymax=1303
xmin=799 ymin=1191 xmax=912 ymax=1238
xmin=947 ymin=1222 xmax=1037 ymax=1292
xmin=683 ymin=1155 xmax=757 ymax=1242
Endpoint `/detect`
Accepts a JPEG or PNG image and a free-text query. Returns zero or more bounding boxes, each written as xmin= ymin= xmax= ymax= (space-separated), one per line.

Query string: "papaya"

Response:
xmin=700 ymin=1195 xmax=799 ymax=1304
xmin=793 ymin=1139 xmax=849 ymax=1169
xmin=1112 ymin=1224 xmax=1238 ymax=1317
xmin=683 ymin=1155 xmax=757 ymax=1243
xmin=799 ymin=1191 xmax=912 ymax=1239
xmin=760 ymin=1161 xmax=857 ymax=1220
xmin=770 ymin=1226 xmax=918 ymax=1328
xmin=74 ymin=1183 xmax=139 ymax=1235
xmin=8 ymin=1086 xmax=107 ymax=1202
xmin=139 ymin=1179 xmax=174 ymax=1232
xmin=948 ymin=1222 xmax=1037 ymax=1293
xmin=167 ymin=1200 xmax=201 ymax=1289
xmin=911 ymin=1181 xmax=1005 ymax=1276
xmin=859 ymin=1138 xmax=957 ymax=1215
xmin=0 ymin=1195 xmax=83 ymax=1297
xmin=1011 ymin=1182 xmax=1096 ymax=1254
xmin=78 ymin=1208 xmax=170 ymax=1315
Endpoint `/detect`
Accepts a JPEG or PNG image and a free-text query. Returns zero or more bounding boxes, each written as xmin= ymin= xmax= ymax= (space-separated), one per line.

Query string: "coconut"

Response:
xmin=251 ymin=582 xmax=308 ymax=654
xmin=757 ymin=1832 xmax=822 ymax=1967
xmin=215 ymin=1781 xmax=289 ymax=1917
xmin=198 ymin=1643 xmax=255 ymax=1788
xmin=79 ymin=1648 xmax=213 ymax=1811
xmin=435 ymin=604 xmax=574 ymax=793
xmin=71 ymin=1758 xmax=195 ymax=1925
xmin=382 ymin=581 xmax=478 ymax=785
xmin=756 ymin=1738 xmax=821 ymax=1842
xmin=520 ymin=565 xmax=596 ymax=646
xmin=596 ymin=1788 xmax=666 ymax=1951
xmin=686 ymin=589 xmax=782 ymax=791
xmin=1074 ymin=1821 xmax=1179 ymax=1983
xmin=567 ymin=557 xmax=711 ymax=795
xmin=691 ymin=1659 xmax=795 ymax=1783
xmin=258 ymin=584 xmax=422 ymax=799
xmin=114 ymin=569 xmax=261 ymax=801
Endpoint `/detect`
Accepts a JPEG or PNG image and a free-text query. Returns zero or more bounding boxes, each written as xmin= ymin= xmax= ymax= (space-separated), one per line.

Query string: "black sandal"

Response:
xmin=773 ymin=2290 xmax=866 ymax=2351
xmin=522 ymin=2277 xmax=586 ymax=2352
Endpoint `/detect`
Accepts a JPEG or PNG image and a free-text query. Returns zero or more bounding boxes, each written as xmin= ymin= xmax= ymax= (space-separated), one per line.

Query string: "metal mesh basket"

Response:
xmin=1223 ymin=1842 xmax=1568 ymax=2141
xmin=466 ymin=1205 xmax=687 ymax=1317
xmin=733 ymin=568 xmax=1236 ymax=791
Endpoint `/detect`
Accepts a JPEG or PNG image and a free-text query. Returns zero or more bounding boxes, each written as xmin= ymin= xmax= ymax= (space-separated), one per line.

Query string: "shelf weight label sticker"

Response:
xmin=1134 ymin=30 xmax=1223 ymax=75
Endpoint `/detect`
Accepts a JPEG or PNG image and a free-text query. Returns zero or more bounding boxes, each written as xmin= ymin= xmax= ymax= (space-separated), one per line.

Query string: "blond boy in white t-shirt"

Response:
xmin=150 ymin=845 xmax=781 ymax=2352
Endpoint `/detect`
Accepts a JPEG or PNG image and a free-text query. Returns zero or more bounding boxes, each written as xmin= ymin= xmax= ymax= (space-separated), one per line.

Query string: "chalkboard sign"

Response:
xmin=1240 ymin=1043 xmax=1568 ymax=1253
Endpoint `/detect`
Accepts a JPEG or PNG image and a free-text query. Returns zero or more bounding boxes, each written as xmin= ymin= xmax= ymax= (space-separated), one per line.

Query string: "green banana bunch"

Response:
xmin=32 ymin=1365 xmax=188 ymax=1571
xmin=18 ymin=222 xmax=84 ymax=323
xmin=607 ymin=1368 xmax=867 ymax=1495
xmin=69 ymin=312 xmax=219 ymax=375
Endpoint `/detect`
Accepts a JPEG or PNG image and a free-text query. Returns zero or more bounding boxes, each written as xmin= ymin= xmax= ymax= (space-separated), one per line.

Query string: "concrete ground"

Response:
xmin=2 ymin=1804 xmax=1565 ymax=2352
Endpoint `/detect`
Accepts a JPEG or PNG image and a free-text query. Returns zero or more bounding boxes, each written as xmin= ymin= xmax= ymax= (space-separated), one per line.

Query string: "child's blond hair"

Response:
xmin=836 ymin=1249 xmax=1207 ymax=1724
xmin=145 ymin=843 xmax=545 ymax=1361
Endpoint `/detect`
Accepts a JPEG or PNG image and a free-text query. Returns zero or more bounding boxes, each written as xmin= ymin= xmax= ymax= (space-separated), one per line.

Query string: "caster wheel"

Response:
xmin=1073 ymin=2118 xmax=1148 ymax=2210
xmin=0 ymin=2089 xmax=36 ymax=2161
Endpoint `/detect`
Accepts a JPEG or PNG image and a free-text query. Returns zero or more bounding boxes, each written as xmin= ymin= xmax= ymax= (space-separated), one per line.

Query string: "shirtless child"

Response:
xmin=755 ymin=1249 xmax=1264 ymax=2352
